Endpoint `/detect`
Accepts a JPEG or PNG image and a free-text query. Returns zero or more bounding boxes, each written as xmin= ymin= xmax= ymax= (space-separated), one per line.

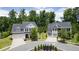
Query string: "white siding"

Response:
xmin=52 ymin=30 xmax=58 ymax=37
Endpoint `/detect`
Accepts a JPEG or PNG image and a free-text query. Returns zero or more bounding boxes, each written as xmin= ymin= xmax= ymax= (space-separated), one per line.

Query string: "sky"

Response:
xmin=0 ymin=7 xmax=67 ymax=21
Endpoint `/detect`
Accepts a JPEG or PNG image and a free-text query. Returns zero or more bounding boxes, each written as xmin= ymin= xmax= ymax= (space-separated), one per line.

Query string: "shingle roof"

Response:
xmin=12 ymin=22 xmax=37 ymax=33
xmin=48 ymin=22 xmax=71 ymax=31
xmin=22 ymin=22 xmax=37 ymax=28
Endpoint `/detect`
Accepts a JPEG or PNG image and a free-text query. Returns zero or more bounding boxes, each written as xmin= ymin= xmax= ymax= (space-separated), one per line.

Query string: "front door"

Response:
xmin=25 ymin=34 xmax=29 ymax=38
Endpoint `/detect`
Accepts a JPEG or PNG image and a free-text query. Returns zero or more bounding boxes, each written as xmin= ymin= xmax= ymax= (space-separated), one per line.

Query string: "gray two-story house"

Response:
xmin=12 ymin=22 xmax=37 ymax=39
xmin=48 ymin=22 xmax=72 ymax=37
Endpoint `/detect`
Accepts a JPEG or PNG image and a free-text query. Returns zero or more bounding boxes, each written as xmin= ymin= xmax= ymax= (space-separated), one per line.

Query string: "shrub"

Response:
xmin=38 ymin=27 xmax=47 ymax=33
xmin=30 ymin=28 xmax=38 ymax=41
xmin=52 ymin=45 xmax=54 ymax=50
xmin=34 ymin=46 xmax=37 ymax=51
xmin=2 ymin=31 xmax=10 ymax=38
xmin=50 ymin=44 xmax=52 ymax=51
xmin=40 ymin=44 xmax=43 ymax=49
xmin=73 ymin=33 xmax=79 ymax=42
xmin=33 ymin=44 xmax=58 ymax=51
xmin=54 ymin=47 xmax=58 ymax=51
xmin=58 ymin=39 xmax=65 ymax=43
xmin=58 ymin=29 xmax=71 ymax=42
xmin=43 ymin=45 xmax=46 ymax=50
xmin=24 ymin=38 xmax=27 ymax=41
xmin=10 ymin=38 xmax=13 ymax=40
xmin=46 ymin=45 xmax=49 ymax=51
xmin=38 ymin=45 xmax=40 ymax=50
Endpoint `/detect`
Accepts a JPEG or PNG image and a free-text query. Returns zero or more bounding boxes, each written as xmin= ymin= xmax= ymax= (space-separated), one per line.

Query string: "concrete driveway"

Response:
xmin=9 ymin=35 xmax=79 ymax=51
xmin=45 ymin=36 xmax=57 ymax=42
xmin=9 ymin=34 xmax=26 ymax=49
xmin=10 ymin=35 xmax=57 ymax=50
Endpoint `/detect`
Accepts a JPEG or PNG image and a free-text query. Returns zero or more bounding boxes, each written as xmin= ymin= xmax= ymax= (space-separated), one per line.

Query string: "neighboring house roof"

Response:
xmin=48 ymin=22 xmax=71 ymax=31
xmin=12 ymin=22 xmax=37 ymax=33
xmin=76 ymin=15 xmax=79 ymax=22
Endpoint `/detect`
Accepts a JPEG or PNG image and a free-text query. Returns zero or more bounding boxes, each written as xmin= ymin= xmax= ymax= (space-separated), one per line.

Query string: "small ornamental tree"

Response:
xmin=34 ymin=46 xmax=37 ymax=51
xmin=50 ymin=44 xmax=52 ymax=51
xmin=2 ymin=31 xmax=10 ymax=38
xmin=43 ymin=45 xmax=46 ymax=50
xmin=30 ymin=28 xmax=38 ymax=41
xmin=58 ymin=29 xmax=68 ymax=43
xmin=38 ymin=45 xmax=40 ymax=50
xmin=73 ymin=33 xmax=79 ymax=42
xmin=43 ymin=44 xmax=44 ymax=50
xmin=52 ymin=45 xmax=54 ymax=50
xmin=54 ymin=47 xmax=58 ymax=51
xmin=40 ymin=44 xmax=43 ymax=49
xmin=46 ymin=45 xmax=49 ymax=51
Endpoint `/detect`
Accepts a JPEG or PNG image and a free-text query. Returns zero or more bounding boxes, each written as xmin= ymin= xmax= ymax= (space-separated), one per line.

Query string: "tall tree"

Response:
xmin=48 ymin=12 xmax=55 ymax=23
xmin=63 ymin=8 xmax=74 ymax=22
xmin=8 ymin=9 xmax=17 ymax=23
xmin=29 ymin=10 xmax=37 ymax=21
xmin=38 ymin=10 xmax=49 ymax=32
xmin=63 ymin=8 xmax=79 ymax=35
xmin=0 ymin=17 xmax=9 ymax=32
xmin=39 ymin=10 xmax=47 ymax=26
xmin=19 ymin=9 xmax=27 ymax=23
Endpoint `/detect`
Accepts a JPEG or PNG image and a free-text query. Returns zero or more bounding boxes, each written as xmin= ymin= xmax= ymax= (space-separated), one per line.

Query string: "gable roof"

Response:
xmin=12 ymin=22 xmax=37 ymax=33
xmin=22 ymin=22 xmax=37 ymax=28
xmin=48 ymin=22 xmax=71 ymax=31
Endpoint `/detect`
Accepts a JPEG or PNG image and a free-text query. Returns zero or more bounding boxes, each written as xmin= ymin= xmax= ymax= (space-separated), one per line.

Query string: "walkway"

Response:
xmin=45 ymin=36 xmax=57 ymax=42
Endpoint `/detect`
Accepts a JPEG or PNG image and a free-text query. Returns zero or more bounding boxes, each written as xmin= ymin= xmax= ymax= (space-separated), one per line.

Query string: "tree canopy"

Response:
xmin=63 ymin=7 xmax=79 ymax=35
xmin=0 ymin=9 xmax=55 ymax=34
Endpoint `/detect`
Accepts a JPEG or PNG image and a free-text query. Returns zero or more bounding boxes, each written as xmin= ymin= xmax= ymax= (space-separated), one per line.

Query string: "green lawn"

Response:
xmin=0 ymin=36 xmax=12 ymax=49
xmin=65 ymin=39 xmax=79 ymax=45
xmin=38 ymin=33 xmax=47 ymax=41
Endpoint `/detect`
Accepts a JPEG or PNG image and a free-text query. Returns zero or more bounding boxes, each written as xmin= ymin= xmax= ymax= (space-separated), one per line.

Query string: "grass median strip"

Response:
xmin=0 ymin=36 xmax=12 ymax=49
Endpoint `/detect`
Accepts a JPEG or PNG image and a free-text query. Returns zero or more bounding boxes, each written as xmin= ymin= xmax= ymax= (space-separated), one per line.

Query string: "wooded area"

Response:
xmin=0 ymin=7 xmax=79 ymax=42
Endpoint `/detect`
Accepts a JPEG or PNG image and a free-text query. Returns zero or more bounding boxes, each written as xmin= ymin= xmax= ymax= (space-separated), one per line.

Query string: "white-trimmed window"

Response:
xmin=25 ymin=28 xmax=28 ymax=32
